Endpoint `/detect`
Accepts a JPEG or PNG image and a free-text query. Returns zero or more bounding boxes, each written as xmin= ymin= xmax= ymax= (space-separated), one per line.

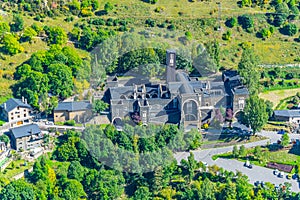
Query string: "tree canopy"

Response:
xmin=242 ymin=95 xmax=268 ymax=134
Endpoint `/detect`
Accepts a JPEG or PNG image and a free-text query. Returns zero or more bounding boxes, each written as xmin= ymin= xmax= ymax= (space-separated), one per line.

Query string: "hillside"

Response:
xmin=0 ymin=0 xmax=299 ymax=103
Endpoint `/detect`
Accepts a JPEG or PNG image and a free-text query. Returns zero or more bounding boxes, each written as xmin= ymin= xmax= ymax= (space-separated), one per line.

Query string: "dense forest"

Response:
xmin=0 ymin=125 xmax=299 ymax=200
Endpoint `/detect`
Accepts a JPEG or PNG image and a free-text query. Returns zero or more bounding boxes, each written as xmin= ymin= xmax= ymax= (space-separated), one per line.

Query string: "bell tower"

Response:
xmin=166 ymin=50 xmax=176 ymax=83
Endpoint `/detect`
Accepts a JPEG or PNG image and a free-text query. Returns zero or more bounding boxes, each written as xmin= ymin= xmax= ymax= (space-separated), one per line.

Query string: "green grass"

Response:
xmin=1 ymin=0 xmax=300 ymax=103
xmin=260 ymin=88 xmax=300 ymax=109
xmin=0 ymin=159 xmax=34 ymax=180
xmin=0 ymin=157 xmax=9 ymax=167
xmin=214 ymin=146 xmax=300 ymax=170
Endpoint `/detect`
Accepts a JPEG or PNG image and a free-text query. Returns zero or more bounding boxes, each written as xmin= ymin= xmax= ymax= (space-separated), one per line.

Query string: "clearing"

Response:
xmin=259 ymin=88 xmax=300 ymax=109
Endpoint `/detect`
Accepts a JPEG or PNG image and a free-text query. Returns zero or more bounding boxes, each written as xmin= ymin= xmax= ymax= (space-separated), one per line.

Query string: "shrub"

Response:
xmin=145 ymin=18 xmax=156 ymax=27
xmin=222 ymin=30 xmax=232 ymax=40
xmin=225 ymin=17 xmax=237 ymax=28
xmin=154 ymin=6 xmax=165 ymax=13
xmin=238 ymin=14 xmax=254 ymax=30
xmin=167 ymin=24 xmax=176 ymax=31
xmin=257 ymin=28 xmax=272 ymax=39
xmin=90 ymin=18 xmax=105 ymax=25
xmin=104 ymin=2 xmax=114 ymax=12
xmin=185 ymin=31 xmax=192 ymax=40
xmin=64 ymin=120 xmax=76 ymax=126
xmin=280 ymin=23 xmax=298 ymax=36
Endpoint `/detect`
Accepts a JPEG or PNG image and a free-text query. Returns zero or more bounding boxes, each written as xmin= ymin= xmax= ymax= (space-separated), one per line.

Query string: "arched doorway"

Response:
xmin=183 ymin=100 xmax=198 ymax=121
xmin=234 ymin=111 xmax=243 ymax=123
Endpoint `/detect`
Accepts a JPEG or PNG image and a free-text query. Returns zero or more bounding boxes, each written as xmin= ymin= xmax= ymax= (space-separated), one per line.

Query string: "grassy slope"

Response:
xmin=100 ymin=0 xmax=300 ymax=66
xmin=0 ymin=15 xmax=88 ymax=104
xmin=0 ymin=0 xmax=300 ymax=103
xmin=259 ymin=88 xmax=300 ymax=109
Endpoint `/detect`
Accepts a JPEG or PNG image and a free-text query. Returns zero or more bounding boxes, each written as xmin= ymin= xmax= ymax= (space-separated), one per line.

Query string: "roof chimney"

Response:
xmin=22 ymin=96 xmax=25 ymax=103
xmin=24 ymin=99 xmax=27 ymax=105
xmin=3 ymin=103 xmax=6 ymax=110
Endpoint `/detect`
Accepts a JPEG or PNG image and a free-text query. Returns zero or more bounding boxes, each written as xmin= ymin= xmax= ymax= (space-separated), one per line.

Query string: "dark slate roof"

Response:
xmin=1 ymin=98 xmax=32 ymax=113
xmin=222 ymin=70 xmax=239 ymax=80
xmin=10 ymin=124 xmax=40 ymax=139
xmin=274 ymin=110 xmax=300 ymax=118
xmin=54 ymin=101 xmax=92 ymax=112
xmin=109 ymin=86 xmax=134 ymax=99
xmin=233 ymin=87 xmax=249 ymax=95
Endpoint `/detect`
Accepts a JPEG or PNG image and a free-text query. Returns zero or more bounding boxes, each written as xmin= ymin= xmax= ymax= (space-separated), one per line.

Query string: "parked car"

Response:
xmin=278 ymin=171 xmax=284 ymax=178
xmin=45 ymin=121 xmax=54 ymax=125
xmin=260 ymin=181 xmax=265 ymax=188
xmin=287 ymin=174 xmax=292 ymax=179
xmin=244 ymin=160 xmax=253 ymax=169
xmin=274 ymin=169 xmax=279 ymax=175
xmin=254 ymin=181 xmax=260 ymax=187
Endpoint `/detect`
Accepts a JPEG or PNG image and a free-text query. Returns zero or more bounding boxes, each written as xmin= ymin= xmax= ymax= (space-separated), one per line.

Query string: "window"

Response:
xmin=24 ymin=114 xmax=27 ymax=117
xmin=11 ymin=117 xmax=14 ymax=120
xmin=206 ymin=103 xmax=209 ymax=106
xmin=187 ymin=102 xmax=192 ymax=112
xmin=24 ymin=109 xmax=26 ymax=112
xmin=214 ymin=91 xmax=222 ymax=96
xmin=238 ymin=98 xmax=245 ymax=109
xmin=17 ymin=115 xmax=20 ymax=118
xmin=173 ymin=98 xmax=177 ymax=108
xmin=142 ymin=112 xmax=147 ymax=118
xmin=169 ymin=54 xmax=174 ymax=66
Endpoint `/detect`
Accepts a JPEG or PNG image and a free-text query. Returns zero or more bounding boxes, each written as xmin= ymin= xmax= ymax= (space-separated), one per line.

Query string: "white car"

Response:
xmin=278 ymin=171 xmax=284 ymax=178
xmin=274 ymin=169 xmax=279 ymax=175
xmin=45 ymin=121 xmax=54 ymax=125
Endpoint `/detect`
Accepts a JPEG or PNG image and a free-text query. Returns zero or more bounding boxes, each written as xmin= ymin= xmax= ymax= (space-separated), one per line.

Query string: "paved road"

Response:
xmin=174 ymin=131 xmax=300 ymax=192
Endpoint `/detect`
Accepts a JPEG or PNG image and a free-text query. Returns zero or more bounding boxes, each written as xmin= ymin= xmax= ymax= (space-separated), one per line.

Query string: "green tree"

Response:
xmin=104 ymin=2 xmax=114 ymax=13
xmin=1 ymin=34 xmax=23 ymax=55
xmin=258 ymin=28 xmax=272 ymax=39
xmin=22 ymin=27 xmax=37 ymax=42
xmin=47 ymin=27 xmax=67 ymax=45
xmin=0 ymin=134 xmax=9 ymax=145
xmin=0 ymin=21 xmax=10 ymax=35
xmin=281 ymin=23 xmax=298 ymax=36
xmin=60 ymin=179 xmax=86 ymax=200
xmin=205 ymin=40 xmax=220 ymax=70
xmin=273 ymin=3 xmax=289 ymax=27
xmin=281 ymin=133 xmax=289 ymax=147
xmin=10 ymin=14 xmax=24 ymax=32
xmin=14 ymin=71 xmax=49 ymax=108
xmin=220 ymin=181 xmax=237 ymax=200
xmin=133 ymin=187 xmax=152 ymax=200
xmin=232 ymin=145 xmax=239 ymax=158
xmin=180 ymin=152 xmax=200 ymax=182
xmin=225 ymin=17 xmax=237 ymax=28
xmin=0 ymin=179 xmax=36 ymax=200
xmin=67 ymin=161 xmax=85 ymax=181
xmin=238 ymin=47 xmax=260 ymax=95
xmin=243 ymin=95 xmax=268 ymax=134
xmin=184 ymin=128 xmax=202 ymax=150
xmin=48 ymin=63 xmax=73 ymax=98
xmin=265 ymin=100 xmax=273 ymax=119
xmin=92 ymin=99 xmax=109 ymax=114
xmin=198 ymin=178 xmax=216 ymax=200
xmin=236 ymin=175 xmax=253 ymax=200
xmin=253 ymin=146 xmax=262 ymax=160
xmin=238 ymin=14 xmax=254 ymax=31
xmin=15 ymin=64 xmax=32 ymax=80
xmin=239 ymin=145 xmax=247 ymax=157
